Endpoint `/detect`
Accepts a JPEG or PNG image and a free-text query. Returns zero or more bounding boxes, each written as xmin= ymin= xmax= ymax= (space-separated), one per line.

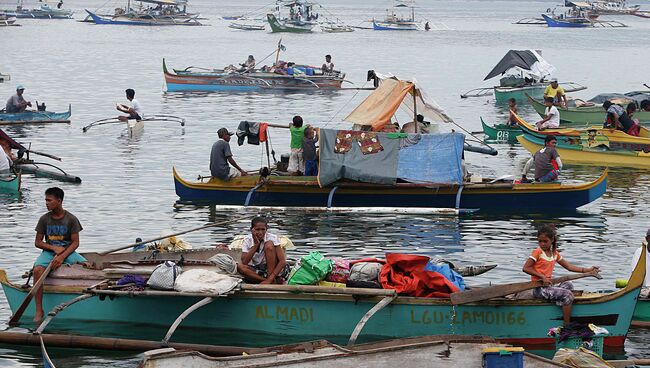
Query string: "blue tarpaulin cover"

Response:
xmin=396 ymin=132 xmax=464 ymax=185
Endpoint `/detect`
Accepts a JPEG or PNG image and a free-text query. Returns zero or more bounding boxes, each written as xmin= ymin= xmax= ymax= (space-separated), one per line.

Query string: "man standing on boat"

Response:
xmin=521 ymin=135 xmax=562 ymax=183
xmin=116 ymin=89 xmax=143 ymax=122
xmin=543 ymin=79 xmax=567 ymax=108
xmin=210 ymin=128 xmax=248 ymax=180
xmin=5 ymin=85 xmax=31 ymax=113
xmin=322 ymin=55 xmax=334 ymax=75
xmin=33 ymin=187 xmax=87 ymax=322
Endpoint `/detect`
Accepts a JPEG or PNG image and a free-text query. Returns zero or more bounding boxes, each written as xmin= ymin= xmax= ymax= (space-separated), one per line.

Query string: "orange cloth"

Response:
xmin=259 ymin=122 xmax=268 ymax=142
xmin=379 ymin=253 xmax=460 ymax=298
xmin=529 ymin=247 xmax=562 ymax=281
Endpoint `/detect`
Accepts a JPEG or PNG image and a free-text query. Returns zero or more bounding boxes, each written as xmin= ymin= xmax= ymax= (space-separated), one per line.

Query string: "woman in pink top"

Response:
xmin=522 ymin=225 xmax=599 ymax=325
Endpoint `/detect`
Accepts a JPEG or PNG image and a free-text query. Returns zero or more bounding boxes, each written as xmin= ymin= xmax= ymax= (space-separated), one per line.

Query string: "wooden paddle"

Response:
xmin=8 ymin=262 xmax=54 ymax=326
xmin=450 ymin=271 xmax=602 ymax=305
xmin=98 ymin=216 xmax=249 ymax=255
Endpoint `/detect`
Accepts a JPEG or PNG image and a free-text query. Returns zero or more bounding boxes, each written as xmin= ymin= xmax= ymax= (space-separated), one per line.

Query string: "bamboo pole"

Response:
xmin=0 ymin=331 xmax=259 ymax=356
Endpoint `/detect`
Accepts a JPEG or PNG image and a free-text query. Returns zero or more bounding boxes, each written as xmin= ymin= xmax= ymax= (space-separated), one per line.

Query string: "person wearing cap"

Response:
xmin=5 ymin=85 xmax=32 ymax=113
xmin=630 ymin=229 xmax=650 ymax=291
xmin=210 ymin=128 xmax=248 ymax=180
xmin=543 ymin=79 xmax=567 ymax=108
xmin=117 ymin=89 xmax=143 ymax=122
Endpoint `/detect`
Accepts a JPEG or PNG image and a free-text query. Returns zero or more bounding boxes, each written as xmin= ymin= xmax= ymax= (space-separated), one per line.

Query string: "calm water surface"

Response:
xmin=1 ymin=0 xmax=650 ymax=366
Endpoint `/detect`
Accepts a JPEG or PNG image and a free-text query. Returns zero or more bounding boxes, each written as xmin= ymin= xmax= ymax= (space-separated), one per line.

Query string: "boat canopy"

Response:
xmin=484 ymin=50 xmax=556 ymax=81
xmin=343 ymin=75 xmax=453 ymax=131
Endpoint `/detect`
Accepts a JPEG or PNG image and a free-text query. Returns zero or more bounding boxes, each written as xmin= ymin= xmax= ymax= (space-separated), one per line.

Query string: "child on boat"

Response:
xmin=237 ymin=217 xmax=288 ymax=284
xmin=507 ymin=98 xmax=518 ymax=127
xmin=302 ymin=126 xmax=318 ymax=176
xmin=288 ymin=115 xmax=309 ymax=176
xmin=522 ymin=225 xmax=599 ymax=325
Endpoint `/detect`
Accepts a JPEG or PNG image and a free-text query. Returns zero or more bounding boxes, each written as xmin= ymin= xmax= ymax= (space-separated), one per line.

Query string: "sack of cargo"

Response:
xmin=326 ymin=257 xmax=350 ymax=283
xmin=287 ymin=252 xmax=332 ymax=285
xmin=147 ymin=261 xmax=182 ymax=290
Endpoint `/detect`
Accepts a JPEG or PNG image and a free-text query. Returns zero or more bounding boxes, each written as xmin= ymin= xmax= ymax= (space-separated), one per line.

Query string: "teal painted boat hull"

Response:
xmin=633 ymin=298 xmax=649 ymax=322
xmin=0 ymin=173 xmax=20 ymax=193
xmin=529 ymin=95 xmax=650 ymax=125
xmin=480 ymin=117 xmax=521 ymax=143
xmin=0 ymin=105 xmax=71 ymax=125
xmin=494 ymin=85 xmax=545 ymax=104
xmin=2 ymin=268 xmax=642 ymax=348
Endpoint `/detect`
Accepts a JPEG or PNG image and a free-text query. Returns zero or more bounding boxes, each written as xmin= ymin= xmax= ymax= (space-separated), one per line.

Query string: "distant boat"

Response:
xmin=84 ymin=0 xmax=202 ymax=26
xmin=589 ymin=0 xmax=640 ymax=14
xmin=541 ymin=13 xmax=593 ymax=27
xmin=0 ymin=13 xmax=18 ymax=26
xmin=373 ymin=0 xmax=422 ymax=30
xmin=2 ymin=0 xmax=73 ymax=19
xmin=266 ymin=0 xmax=318 ymax=33
xmin=0 ymin=72 xmax=10 ymax=82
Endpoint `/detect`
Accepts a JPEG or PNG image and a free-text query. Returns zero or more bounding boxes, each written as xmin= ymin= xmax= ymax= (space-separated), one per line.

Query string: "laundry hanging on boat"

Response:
xmin=236 ymin=120 xmax=262 ymax=146
xmin=379 ymin=253 xmax=460 ymax=298
xmin=318 ymin=129 xmax=465 ymax=187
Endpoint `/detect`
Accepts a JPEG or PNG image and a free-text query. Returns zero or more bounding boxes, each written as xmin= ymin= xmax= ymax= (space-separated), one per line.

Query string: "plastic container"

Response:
xmin=482 ymin=347 xmax=524 ymax=368
xmin=555 ymin=334 xmax=605 ymax=357
xmin=306 ymin=67 xmax=314 ymax=76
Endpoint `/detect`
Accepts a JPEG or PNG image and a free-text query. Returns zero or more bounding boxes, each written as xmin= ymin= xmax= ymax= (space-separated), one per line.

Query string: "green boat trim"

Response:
xmin=266 ymin=13 xmax=315 ymax=33
xmin=633 ymin=298 xmax=649 ymax=323
xmin=0 ymin=246 xmax=645 ymax=348
xmin=528 ymin=94 xmax=650 ymax=125
xmin=480 ymin=117 xmax=521 ymax=143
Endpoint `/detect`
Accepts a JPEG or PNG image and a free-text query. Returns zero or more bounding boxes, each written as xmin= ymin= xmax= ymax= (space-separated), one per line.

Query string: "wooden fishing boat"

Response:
xmin=633 ymin=298 xmax=649 ymax=324
xmin=173 ymin=167 xmax=607 ymax=212
xmin=1 ymin=245 xmax=645 ymax=349
xmin=0 ymin=13 xmax=18 ymax=25
xmin=631 ymin=10 xmax=650 ymax=18
xmin=0 ymin=172 xmax=20 ymax=193
xmin=320 ymin=22 xmax=354 ymax=32
xmin=541 ymin=13 xmax=592 ymax=27
xmin=163 ymin=59 xmax=346 ymax=92
xmin=372 ymin=0 xmax=421 ymax=30
xmin=4 ymin=1 xmax=73 ymax=19
xmin=480 ymin=117 xmax=521 ymax=144
xmin=228 ymin=21 xmax=265 ymax=31
xmin=140 ymin=336 xmax=564 ymax=368
xmin=85 ymin=9 xmax=202 ymax=26
xmin=0 ymin=72 xmax=10 ymax=82
xmin=528 ymin=94 xmax=650 ymax=125
xmin=0 ymin=105 xmax=71 ymax=125
xmin=515 ymin=114 xmax=650 ymax=169
xmin=267 ymin=13 xmax=315 ymax=32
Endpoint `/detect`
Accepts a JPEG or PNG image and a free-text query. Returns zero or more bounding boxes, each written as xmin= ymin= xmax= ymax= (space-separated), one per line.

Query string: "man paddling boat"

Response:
xmin=33 ymin=187 xmax=87 ymax=322
xmin=117 ymin=88 xmax=143 ymax=122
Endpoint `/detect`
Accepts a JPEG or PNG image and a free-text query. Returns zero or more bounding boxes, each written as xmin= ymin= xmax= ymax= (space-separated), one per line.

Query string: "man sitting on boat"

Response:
xmin=236 ymin=217 xmax=288 ymax=284
xmin=401 ymin=114 xmax=430 ymax=134
xmin=116 ymin=89 xmax=143 ymax=122
xmin=239 ymin=55 xmax=256 ymax=73
xmin=603 ymin=101 xmax=634 ymax=134
xmin=210 ymin=128 xmax=248 ymax=180
xmin=4 ymin=85 xmax=31 ymax=113
xmin=33 ymin=187 xmax=88 ymax=322
xmin=522 ymin=135 xmax=562 ymax=183
xmin=544 ymin=79 xmax=567 ymax=108
xmin=321 ymin=55 xmax=334 ymax=75
xmin=536 ymin=97 xmax=561 ymax=130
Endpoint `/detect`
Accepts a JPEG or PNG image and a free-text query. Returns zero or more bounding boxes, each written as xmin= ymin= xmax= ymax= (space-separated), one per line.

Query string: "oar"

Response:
xmin=8 ymin=262 xmax=54 ymax=326
xmin=98 ymin=216 xmax=248 ymax=255
xmin=450 ymin=271 xmax=602 ymax=305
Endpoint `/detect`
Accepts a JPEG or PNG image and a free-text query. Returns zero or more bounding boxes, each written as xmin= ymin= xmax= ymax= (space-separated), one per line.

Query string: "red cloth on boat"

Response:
xmin=259 ymin=123 xmax=269 ymax=142
xmin=379 ymin=253 xmax=460 ymax=298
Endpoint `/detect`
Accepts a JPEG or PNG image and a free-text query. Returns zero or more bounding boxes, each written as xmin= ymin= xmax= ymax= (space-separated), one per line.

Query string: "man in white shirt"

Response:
xmin=536 ymin=97 xmax=560 ymax=130
xmin=117 ymin=88 xmax=143 ymax=122
xmin=236 ymin=217 xmax=288 ymax=284
xmin=630 ymin=228 xmax=650 ymax=294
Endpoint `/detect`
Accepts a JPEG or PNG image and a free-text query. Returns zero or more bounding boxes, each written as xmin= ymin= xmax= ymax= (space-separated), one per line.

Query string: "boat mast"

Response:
xmin=412 ymin=85 xmax=418 ymax=133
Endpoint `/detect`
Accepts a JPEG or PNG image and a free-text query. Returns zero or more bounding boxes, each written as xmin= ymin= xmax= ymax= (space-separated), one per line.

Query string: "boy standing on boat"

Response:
xmin=544 ymin=79 xmax=567 ymax=108
xmin=210 ymin=128 xmax=248 ymax=180
xmin=288 ymin=116 xmax=308 ymax=176
xmin=33 ymin=187 xmax=87 ymax=322
xmin=117 ymin=88 xmax=143 ymax=122
xmin=5 ymin=85 xmax=31 ymax=113
xmin=522 ymin=225 xmax=599 ymax=325
xmin=521 ymin=135 xmax=562 ymax=182
xmin=237 ymin=217 xmax=288 ymax=284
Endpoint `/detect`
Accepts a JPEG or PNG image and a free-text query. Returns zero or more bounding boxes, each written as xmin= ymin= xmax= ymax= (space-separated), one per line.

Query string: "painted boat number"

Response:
xmin=496 ymin=131 xmax=510 ymax=141
xmin=410 ymin=309 xmax=526 ymax=325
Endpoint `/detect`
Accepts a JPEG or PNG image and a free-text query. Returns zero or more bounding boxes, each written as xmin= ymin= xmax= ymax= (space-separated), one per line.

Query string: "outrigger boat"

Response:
xmin=480 ymin=117 xmax=522 ymax=144
xmin=82 ymin=115 xmax=185 ymax=137
xmin=266 ymin=0 xmax=318 ymax=33
xmin=163 ymin=44 xmax=346 ymax=92
xmin=2 ymin=0 xmax=73 ymax=19
xmin=0 ymin=105 xmax=71 ymax=125
xmin=1 ymin=244 xmax=645 ymax=349
xmin=541 ymin=13 xmax=627 ymax=27
xmin=0 ymin=13 xmax=18 ymax=26
xmin=0 ymin=128 xmax=81 ymax=183
xmin=460 ymin=50 xmax=586 ymax=104
xmin=372 ymin=0 xmax=422 ymax=30
xmin=515 ymin=113 xmax=650 ymax=169
xmin=174 ymin=75 xmax=606 ymax=212
xmin=528 ymin=93 xmax=650 ymax=125
xmin=84 ymin=0 xmax=202 ymax=26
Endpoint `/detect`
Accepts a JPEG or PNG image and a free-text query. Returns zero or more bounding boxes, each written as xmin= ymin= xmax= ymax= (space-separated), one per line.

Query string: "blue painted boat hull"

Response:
xmin=372 ymin=20 xmax=418 ymax=30
xmin=173 ymin=168 xmax=607 ymax=212
xmin=0 ymin=105 xmax=71 ymax=125
xmin=542 ymin=14 xmax=591 ymax=28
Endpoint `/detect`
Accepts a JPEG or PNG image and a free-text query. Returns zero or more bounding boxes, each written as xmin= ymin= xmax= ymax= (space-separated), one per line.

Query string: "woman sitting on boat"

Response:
xmin=523 ymin=225 xmax=600 ymax=326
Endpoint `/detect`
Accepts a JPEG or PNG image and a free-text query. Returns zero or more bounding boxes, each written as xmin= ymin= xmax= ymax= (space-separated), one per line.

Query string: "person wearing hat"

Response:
xmin=543 ymin=78 xmax=567 ymax=108
xmin=630 ymin=229 xmax=650 ymax=292
xmin=210 ymin=128 xmax=248 ymax=180
xmin=5 ymin=85 xmax=32 ymax=113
